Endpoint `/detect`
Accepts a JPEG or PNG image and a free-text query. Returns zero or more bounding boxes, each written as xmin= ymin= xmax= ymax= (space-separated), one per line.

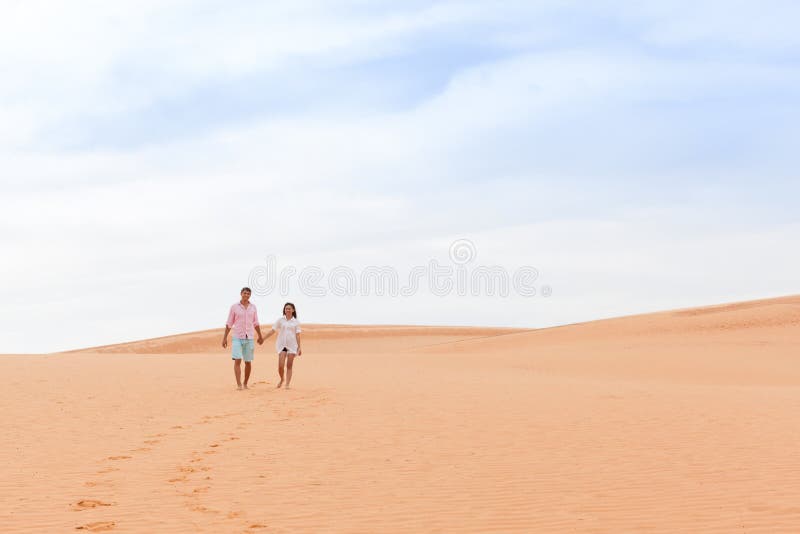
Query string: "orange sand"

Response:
xmin=2 ymin=295 xmax=800 ymax=532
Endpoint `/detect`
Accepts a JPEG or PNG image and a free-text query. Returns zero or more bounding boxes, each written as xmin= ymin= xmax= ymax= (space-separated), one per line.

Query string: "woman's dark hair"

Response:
xmin=283 ymin=302 xmax=297 ymax=319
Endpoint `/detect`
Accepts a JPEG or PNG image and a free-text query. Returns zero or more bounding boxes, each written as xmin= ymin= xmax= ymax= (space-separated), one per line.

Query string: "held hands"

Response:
xmin=257 ymin=336 xmax=264 ymax=345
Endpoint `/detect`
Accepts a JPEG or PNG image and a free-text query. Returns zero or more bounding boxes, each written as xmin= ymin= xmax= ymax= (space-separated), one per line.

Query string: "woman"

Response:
xmin=262 ymin=302 xmax=302 ymax=389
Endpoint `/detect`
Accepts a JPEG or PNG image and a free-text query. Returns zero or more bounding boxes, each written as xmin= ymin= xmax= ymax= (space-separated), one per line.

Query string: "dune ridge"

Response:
xmin=62 ymin=325 xmax=531 ymax=354
xmin=62 ymin=294 xmax=799 ymax=356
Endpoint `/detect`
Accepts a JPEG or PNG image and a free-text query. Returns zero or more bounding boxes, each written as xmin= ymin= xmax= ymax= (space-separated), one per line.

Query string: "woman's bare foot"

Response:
xmin=285 ymin=384 xmax=291 ymax=390
xmin=243 ymin=384 xmax=249 ymax=389
xmin=237 ymin=385 xmax=243 ymax=390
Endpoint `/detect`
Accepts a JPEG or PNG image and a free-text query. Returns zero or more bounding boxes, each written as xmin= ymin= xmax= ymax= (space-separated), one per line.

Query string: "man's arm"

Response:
xmin=223 ymin=306 xmax=236 ymax=348
xmin=222 ymin=325 xmax=231 ymax=348
xmin=255 ymin=324 xmax=264 ymax=344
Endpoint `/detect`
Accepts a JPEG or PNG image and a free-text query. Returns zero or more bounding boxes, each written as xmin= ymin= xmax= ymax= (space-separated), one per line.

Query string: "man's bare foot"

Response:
xmin=243 ymin=384 xmax=249 ymax=389
xmin=285 ymin=384 xmax=291 ymax=390
xmin=276 ymin=381 xmax=283 ymax=389
xmin=237 ymin=385 xmax=243 ymax=390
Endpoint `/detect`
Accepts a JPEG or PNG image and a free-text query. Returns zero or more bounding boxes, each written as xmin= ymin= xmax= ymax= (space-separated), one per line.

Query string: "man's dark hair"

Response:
xmin=241 ymin=287 xmax=252 ymax=294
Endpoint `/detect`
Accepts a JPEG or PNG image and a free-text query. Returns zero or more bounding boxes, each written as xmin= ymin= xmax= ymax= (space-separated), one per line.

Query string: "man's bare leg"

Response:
xmin=285 ymin=353 xmax=296 ymax=389
xmin=233 ymin=359 xmax=243 ymax=389
xmin=277 ymin=351 xmax=286 ymax=388
xmin=244 ymin=361 xmax=252 ymax=388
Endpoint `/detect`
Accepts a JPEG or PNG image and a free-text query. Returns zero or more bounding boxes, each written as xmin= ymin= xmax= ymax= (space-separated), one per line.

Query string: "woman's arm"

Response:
xmin=296 ymin=332 xmax=302 ymax=356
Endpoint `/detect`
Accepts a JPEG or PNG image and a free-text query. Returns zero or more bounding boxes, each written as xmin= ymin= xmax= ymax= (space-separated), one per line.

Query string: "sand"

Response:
xmin=2 ymin=295 xmax=800 ymax=532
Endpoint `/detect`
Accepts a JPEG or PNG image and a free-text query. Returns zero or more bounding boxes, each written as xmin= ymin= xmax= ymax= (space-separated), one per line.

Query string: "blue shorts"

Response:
xmin=231 ymin=337 xmax=255 ymax=362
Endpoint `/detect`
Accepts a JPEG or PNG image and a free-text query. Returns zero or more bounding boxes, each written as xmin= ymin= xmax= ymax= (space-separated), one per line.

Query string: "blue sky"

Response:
xmin=1 ymin=1 xmax=799 ymax=352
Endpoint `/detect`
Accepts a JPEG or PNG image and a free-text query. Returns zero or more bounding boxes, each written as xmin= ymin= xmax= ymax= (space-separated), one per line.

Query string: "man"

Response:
xmin=222 ymin=287 xmax=264 ymax=390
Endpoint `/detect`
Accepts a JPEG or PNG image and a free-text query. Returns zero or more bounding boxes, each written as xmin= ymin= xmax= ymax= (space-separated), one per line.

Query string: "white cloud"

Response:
xmin=623 ymin=0 xmax=800 ymax=52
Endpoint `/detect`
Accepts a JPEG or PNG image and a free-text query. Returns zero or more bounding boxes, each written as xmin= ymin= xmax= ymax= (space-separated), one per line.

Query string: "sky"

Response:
xmin=1 ymin=0 xmax=799 ymax=353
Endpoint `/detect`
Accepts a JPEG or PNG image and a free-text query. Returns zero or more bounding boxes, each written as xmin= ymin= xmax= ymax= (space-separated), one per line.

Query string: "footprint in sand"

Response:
xmin=75 ymin=521 xmax=116 ymax=531
xmin=72 ymin=500 xmax=112 ymax=511
xmin=188 ymin=504 xmax=218 ymax=514
xmin=248 ymin=525 xmax=268 ymax=530
xmin=106 ymin=456 xmax=131 ymax=461
xmin=96 ymin=467 xmax=119 ymax=474
xmin=143 ymin=439 xmax=160 ymax=445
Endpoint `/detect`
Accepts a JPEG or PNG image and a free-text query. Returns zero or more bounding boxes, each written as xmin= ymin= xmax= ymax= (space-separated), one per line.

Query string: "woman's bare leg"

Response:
xmin=277 ymin=351 xmax=286 ymax=388
xmin=285 ymin=353 xmax=296 ymax=388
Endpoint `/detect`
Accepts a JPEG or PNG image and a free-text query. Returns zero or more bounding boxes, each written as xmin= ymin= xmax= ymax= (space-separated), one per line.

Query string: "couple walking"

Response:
xmin=222 ymin=287 xmax=302 ymax=390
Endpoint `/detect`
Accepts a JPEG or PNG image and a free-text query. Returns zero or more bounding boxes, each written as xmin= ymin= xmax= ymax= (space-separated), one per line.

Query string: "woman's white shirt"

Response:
xmin=272 ymin=316 xmax=301 ymax=353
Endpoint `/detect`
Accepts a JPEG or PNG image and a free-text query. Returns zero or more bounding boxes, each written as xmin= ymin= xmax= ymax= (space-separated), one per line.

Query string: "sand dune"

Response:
xmin=64 ymin=325 xmax=529 ymax=355
xmin=2 ymin=295 xmax=800 ymax=532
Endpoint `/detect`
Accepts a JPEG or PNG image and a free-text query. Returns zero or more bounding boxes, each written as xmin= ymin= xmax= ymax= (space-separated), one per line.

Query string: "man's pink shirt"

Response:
xmin=226 ymin=302 xmax=260 ymax=339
